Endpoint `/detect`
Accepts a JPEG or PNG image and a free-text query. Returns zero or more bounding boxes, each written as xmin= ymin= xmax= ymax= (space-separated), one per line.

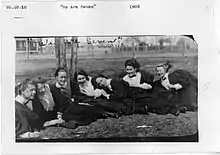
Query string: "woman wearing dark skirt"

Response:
xmin=151 ymin=61 xmax=197 ymax=115
xmin=95 ymin=75 xmax=134 ymax=115
xmin=121 ymin=58 xmax=154 ymax=114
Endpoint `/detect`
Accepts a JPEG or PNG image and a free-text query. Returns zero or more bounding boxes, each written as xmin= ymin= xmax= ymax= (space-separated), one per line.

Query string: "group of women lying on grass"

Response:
xmin=15 ymin=58 xmax=197 ymax=138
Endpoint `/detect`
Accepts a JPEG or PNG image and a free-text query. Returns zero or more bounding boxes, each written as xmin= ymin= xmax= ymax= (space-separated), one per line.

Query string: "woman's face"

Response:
xmin=77 ymin=74 xmax=87 ymax=84
xmin=156 ymin=66 xmax=166 ymax=78
xmin=22 ymin=84 xmax=36 ymax=100
xmin=37 ymin=83 xmax=46 ymax=94
xmin=96 ymin=77 xmax=107 ymax=87
xmin=56 ymin=71 xmax=67 ymax=86
xmin=125 ymin=65 xmax=137 ymax=77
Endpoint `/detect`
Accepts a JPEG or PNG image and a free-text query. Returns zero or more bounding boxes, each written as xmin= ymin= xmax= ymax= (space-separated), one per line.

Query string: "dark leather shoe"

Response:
xmin=179 ymin=106 xmax=187 ymax=113
xmin=169 ymin=107 xmax=180 ymax=116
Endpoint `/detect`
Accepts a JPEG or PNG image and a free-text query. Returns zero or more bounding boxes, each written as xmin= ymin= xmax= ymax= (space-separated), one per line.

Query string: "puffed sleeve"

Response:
xmin=169 ymin=69 xmax=192 ymax=89
xmin=109 ymin=80 xmax=129 ymax=101
xmin=139 ymin=69 xmax=154 ymax=86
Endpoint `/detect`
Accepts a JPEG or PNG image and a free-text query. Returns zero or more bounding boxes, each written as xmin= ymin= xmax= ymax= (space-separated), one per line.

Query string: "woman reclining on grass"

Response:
xmin=70 ymin=69 xmax=124 ymax=117
xmin=151 ymin=60 xmax=198 ymax=115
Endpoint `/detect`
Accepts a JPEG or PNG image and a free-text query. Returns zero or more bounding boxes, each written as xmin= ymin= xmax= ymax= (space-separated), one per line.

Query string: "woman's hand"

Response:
xmin=81 ymin=89 xmax=95 ymax=97
xmin=101 ymin=89 xmax=110 ymax=99
xmin=169 ymin=83 xmax=183 ymax=90
xmin=136 ymin=83 xmax=152 ymax=90
xmin=94 ymin=89 xmax=102 ymax=98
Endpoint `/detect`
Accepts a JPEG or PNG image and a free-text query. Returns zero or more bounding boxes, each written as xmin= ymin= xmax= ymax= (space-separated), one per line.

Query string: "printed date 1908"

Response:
xmin=129 ymin=4 xmax=140 ymax=9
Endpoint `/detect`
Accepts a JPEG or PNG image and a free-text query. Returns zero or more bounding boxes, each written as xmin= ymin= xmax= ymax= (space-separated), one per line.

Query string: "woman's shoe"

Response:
xmin=179 ymin=106 xmax=187 ymax=113
xmin=169 ymin=107 xmax=180 ymax=116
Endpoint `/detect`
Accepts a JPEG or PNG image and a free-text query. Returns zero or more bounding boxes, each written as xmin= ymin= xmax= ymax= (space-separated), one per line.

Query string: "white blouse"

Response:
xmin=161 ymin=73 xmax=171 ymax=90
xmin=123 ymin=72 xmax=141 ymax=87
xmin=79 ymin=77 xmax=102 ymax=97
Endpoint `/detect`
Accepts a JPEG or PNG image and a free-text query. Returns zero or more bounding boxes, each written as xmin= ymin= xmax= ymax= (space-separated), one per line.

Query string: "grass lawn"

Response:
xmin=15 ymin=50 xmax=198 ymax=140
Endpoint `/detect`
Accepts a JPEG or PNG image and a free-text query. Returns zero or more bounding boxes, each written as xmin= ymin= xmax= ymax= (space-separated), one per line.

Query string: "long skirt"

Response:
xmin=62 ymin=102 xmax=106 ymax=126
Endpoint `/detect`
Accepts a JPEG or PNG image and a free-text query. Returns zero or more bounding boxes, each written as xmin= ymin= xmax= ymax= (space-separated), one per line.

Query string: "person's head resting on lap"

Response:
xmin=96 ymin=74 xmax=108 ymax=87
xmin=124 ymin=58 xmax=140 ymax=78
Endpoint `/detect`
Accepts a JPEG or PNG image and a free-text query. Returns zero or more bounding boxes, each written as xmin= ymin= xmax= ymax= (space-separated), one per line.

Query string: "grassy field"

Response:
xmin=15 ymin=50 xmax=198 ymax=140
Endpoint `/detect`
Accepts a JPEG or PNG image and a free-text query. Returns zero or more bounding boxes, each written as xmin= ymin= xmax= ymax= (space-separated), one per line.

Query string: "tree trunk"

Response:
xmin=55 ymin=37 xmax=61 ymax=68
xmin=69 ymin=37 xmax=79 ymax=95
xmin=26 ymin=38 xmax=30 ymax=59
xmin=171 ymin=36 xmax=174 ymax=52
xmin=39 ymin=38 xmax=43 ymax=54
xmin=74 ymin=40 xmax=78 ymax=75
xmin=69 ymin=37 xmax=78 ymax=79
xmin=132 ymin=43 xmax=135 ymax=58
xmin=59 ymin=38 xmax=67 ymax=68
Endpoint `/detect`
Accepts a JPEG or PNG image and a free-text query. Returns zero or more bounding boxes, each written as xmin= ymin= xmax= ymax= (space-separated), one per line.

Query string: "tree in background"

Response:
xmin=69 ymin=37 xmax=78 ymax=80
xmin=55 ymin=37 xmax=61 ymax=68
xmin=86 ymin=37 xmax=94 ymax=59
xmin=55 ymin=37 xmax=79 ymax=94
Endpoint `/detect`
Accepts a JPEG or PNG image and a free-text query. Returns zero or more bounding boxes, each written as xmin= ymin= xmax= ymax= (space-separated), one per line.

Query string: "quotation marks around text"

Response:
xmin=60 ymin=4 xmax=96 ymax=9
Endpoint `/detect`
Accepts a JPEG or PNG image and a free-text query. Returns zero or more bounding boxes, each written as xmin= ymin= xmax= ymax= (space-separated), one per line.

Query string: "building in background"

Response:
xmin=15 ymin=38 xmax=40 ymax=53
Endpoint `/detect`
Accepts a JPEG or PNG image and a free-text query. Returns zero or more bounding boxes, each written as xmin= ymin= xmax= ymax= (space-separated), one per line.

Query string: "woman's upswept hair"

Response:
xmin=125 ymin=58 xmax=140 ymax=70
xmin=156 ymin=60 xmax=173 ymax=72
xmin=15 ymin=78 xmax=36 ymax=96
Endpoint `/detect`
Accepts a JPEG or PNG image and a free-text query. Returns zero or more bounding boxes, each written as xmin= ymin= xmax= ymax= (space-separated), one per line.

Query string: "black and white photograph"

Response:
xmin=15 ymin=35 xmax=198 ymax=142
xmin=1 ymin=0 xmax=220 ymax=153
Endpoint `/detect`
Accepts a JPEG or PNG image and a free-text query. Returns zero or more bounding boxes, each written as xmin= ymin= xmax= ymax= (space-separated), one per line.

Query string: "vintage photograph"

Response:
xmin=15 ymin=35 xmax=198 ymax=142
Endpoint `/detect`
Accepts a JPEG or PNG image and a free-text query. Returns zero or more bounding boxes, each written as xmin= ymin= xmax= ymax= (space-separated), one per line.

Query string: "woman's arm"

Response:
xmin=136 ymin=83 xmax=152 ymax=89
xmin=169 ymin=83 xmax=183 ymax=90
xmin=137 ymin=70 xmax=154 ymax=89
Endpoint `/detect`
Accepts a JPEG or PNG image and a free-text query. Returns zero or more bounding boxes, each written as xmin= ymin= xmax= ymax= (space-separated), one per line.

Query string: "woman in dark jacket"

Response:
xmin=151 ymin=61 xmax=197 ymax=115
xmin=95 ymin=74 xmax=134 ymax=115
xmin=121 ymin=58 xmax=154 ymax=114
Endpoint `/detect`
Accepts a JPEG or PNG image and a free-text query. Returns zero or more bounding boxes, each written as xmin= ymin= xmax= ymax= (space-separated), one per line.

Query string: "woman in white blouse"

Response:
xmin=122 ymin=58 xmax=154 ymax=114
